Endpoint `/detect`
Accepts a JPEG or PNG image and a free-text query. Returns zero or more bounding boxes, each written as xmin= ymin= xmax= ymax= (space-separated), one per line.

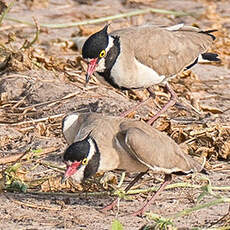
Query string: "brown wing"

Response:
xmin=120 ymin=120 xmax=203 ymax=174
xmin=111 ymin=25 xmax=214 ymax=76
xmin=62 ymin=113 xmax=108 ymax=144
xmin=63 ymin=113 xmax=122 ymax=171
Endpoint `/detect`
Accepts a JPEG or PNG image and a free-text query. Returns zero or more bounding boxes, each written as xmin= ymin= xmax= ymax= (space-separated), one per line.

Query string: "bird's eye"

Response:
xmin=82 ymin=158 xmax=88 ymax=165
xmin=99 ymin=50 xmax=106 ymax=58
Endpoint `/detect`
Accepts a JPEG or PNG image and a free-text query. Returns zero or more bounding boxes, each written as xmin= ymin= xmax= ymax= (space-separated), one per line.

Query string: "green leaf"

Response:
xmin=32 ymin=148 xmax=43 ymax=154
xmin=111 ymin=219 xmax=124 ymax=230
xmin=145 ymin=212 xmax=174 ymax=229
xmin=5 ymin=163 xmax=21 ymax=174
xmin=6 ymin=180 xmax=28 ymax=193
xmin=196 ymin=188 xmax=208 ymax=204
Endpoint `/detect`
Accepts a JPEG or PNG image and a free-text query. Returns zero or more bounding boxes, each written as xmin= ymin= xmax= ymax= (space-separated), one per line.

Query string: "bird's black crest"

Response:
xmin=82 ymin=25 xmax=109 ymax=59
xmin=63 ymin=138 xmax=90 ymax=162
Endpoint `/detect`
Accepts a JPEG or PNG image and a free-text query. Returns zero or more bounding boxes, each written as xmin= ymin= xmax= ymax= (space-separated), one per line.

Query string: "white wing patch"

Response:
xmin=106 ymin=36 xmax=115 ymax=52
xmin=134 ymin=58 xmax=166 ymax=87
xmin=198 ymin=54 xmax=213 ymax=63
xmin=63 ymin=113 xmax=79 ymax=133
xmin=166 ymin=23 xmax=184 ymax=31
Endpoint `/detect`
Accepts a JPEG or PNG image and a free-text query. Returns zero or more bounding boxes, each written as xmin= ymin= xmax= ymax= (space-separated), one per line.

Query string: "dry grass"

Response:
xmin=0 ymin=0 xmax=230 ymax=229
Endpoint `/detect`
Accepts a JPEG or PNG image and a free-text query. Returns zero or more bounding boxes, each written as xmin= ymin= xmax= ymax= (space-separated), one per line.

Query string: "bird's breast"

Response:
xmin=109 ymin=55 xmax=166 ymax=89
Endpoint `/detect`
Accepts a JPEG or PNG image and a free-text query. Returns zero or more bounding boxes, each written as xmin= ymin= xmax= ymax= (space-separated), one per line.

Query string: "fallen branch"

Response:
xmin=7 ymin=114 xmax=64 ymax=127
xmin=16 ymin=92 xmax=80 ymax=111
xmin=126 ymin=182 xmax=230 ymax=195
xmin=5 ymin=8 xmax=194 ymax=29
xmin=13 ymin=92 xmax=103 ymax=112
xmin=28 ymin=190 xmax=111 ymax=197
xmin=0 ymin=146 xmax=59 ymax=164
xmin=4 ymin=194 xmax=61 ymax=211
xmin=38 ymin=161 xmax=65 ymax=173
xmin=172 ymin=197 xmax=230 ymax=219
xmin=26 ymin=182 xmax=230 ymax=198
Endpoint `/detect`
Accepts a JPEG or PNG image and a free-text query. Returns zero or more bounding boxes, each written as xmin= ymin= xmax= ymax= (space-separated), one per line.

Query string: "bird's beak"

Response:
xmin=61 ymin=161 xmax=81 ymax=184
xmin=85 ymin=58 xmax=98 ymax=84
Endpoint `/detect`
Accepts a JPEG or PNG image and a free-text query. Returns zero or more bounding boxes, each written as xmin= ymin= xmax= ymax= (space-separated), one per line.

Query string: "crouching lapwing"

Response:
xmin=61 ymin=112 xmax=206 ymax=216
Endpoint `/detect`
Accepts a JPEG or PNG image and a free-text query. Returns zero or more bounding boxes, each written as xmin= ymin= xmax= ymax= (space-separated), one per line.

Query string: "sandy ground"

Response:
xmin=0 ymin=0 xmax=230 ymax=229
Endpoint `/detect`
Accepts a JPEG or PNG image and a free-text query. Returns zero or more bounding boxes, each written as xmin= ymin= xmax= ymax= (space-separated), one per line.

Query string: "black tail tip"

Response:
xmin=199 ymin=29 xmax=218 ymax=40
xmin=201 ymin=53 xmax=221 ymax=62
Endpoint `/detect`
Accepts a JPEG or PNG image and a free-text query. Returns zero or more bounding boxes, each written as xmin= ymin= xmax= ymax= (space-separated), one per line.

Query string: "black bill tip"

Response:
xmin=61 ymin=176 xmax=67 ymax=184
xmin=85 ymin=73 xmax=90 ymax=85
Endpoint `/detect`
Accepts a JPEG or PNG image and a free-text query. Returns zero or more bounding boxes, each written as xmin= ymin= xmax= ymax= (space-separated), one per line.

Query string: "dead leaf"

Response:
xmin=200 ymin=104 xmax=223 ymax=114
xmin=36 ymin=123 xmax=47 ymax=136
xmin=128 ymin=89 xmax=149 ymax=101
xmin=157 ymin=120 xmax=171 ymax=132
xmin=0 ymin=92 xmax=8 ymax=104
xmin=100 ymin=172 xmax=118 ymax=189
xmin=195 ymin=146 xmax=216 ymax=158
xmin=41 ymin=176 xmax=82 ymax=192
xmin=220 ymin=140 xmax=230 ymax=159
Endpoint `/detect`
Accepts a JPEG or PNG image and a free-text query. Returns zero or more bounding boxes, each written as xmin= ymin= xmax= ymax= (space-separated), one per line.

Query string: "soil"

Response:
xmin=0 ymin=0 xmax=230 ymax=229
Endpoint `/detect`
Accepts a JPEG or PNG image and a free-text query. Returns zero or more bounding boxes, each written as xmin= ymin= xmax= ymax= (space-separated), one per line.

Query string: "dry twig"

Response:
xmin=4 ymin=193 xmax=61 ymax=211
xmin=5 ymin=8 xmax=194 ymax=29
xmin=0 ymin=146 xmax=59 ymax=164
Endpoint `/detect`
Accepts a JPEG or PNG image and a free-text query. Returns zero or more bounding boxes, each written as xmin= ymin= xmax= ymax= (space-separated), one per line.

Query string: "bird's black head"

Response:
xmin=62 ymin=136 xmax=100 ymax=184
xmin=81 ymin=24 xmax=120 ymax=86
xmin=82 ymin=24 xmax=109 ymax=59
xmin=63 ymin=138 xmax=90 ymax=163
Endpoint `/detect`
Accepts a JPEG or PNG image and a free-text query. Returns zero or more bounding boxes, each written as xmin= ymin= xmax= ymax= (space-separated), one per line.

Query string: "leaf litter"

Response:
xmin=0 ymin=0 xmax=230 ymax=229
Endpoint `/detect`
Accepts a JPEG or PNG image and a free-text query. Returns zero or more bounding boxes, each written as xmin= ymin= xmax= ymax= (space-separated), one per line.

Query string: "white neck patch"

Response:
xmin=106 ymin=36 xmax=114 ymax=52
xmin=87 ymin=137 xmax=97 ymax=161
xmin=95 ymin=36 xmax=114 ymax=72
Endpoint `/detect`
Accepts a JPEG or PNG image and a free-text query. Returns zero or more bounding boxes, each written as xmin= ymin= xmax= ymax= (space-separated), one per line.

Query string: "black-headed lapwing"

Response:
xmin=61 ymin=112 xmax=206 ymax=216
xmin=81 ymin=24 xmax=220 ymax=124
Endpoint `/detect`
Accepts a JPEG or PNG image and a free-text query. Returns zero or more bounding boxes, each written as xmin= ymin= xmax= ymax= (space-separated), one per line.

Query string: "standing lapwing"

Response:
xmin=61 ymin=112 xmax=206 ymax=216
xmin=81 ymin=24 xmax=220 ymax=124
